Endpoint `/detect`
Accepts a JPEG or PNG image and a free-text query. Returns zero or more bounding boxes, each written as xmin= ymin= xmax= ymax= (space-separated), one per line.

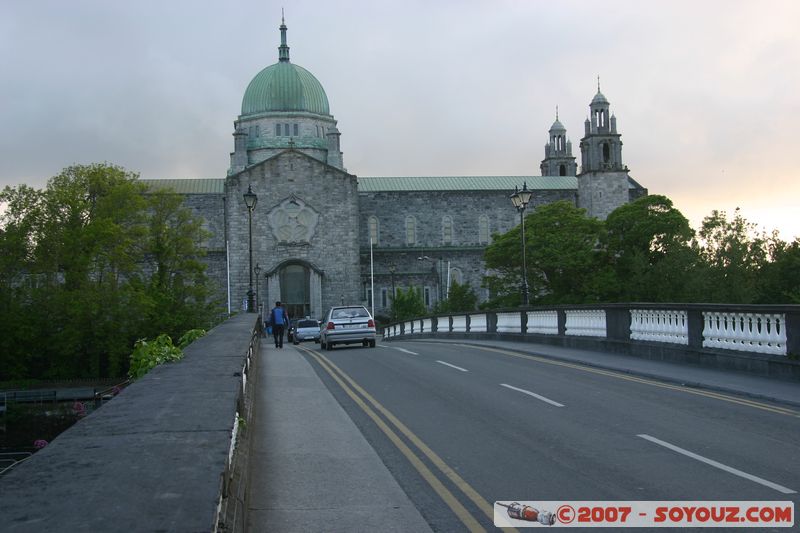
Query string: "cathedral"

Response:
xmin=143 ymin=19 xmax=646 ymax=320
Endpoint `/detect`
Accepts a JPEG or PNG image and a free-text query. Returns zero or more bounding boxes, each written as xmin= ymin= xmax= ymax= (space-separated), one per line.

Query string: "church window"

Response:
xmin=294 ymin=123 xmax=299 ymax=136
xmin=450 ymin=267 xmax=463 ymax=286
xmin=442 ymin=216 xmax=453 ymax=245
xmin=284 ymin=123 xmax=290 ymax=136
xmin=602 ymin=142 xmax=610 ymax=162
xmin=381 ymin=288 xmax=388 ymax=308
xmin=255 ymin=125 xmax=260 ymax=137
xmin=405 ymin=216 xmax=417 ymax=245
xmin=559 ymin=164 xmax=566 ymax=176
xmin=275 ymin=124 xmax=281 ymax=136
xmin=424 ymin=286 xmax=431 ymax=307
xmin=315 ymin=125 xmax=319 ymax=137
xmin=478 ymin=216 xmax=490 ymax=244
xmin=368 ymin=216 xmax=380 ymax=245
xmin=366 ymin=287 xmax=372 ymax=305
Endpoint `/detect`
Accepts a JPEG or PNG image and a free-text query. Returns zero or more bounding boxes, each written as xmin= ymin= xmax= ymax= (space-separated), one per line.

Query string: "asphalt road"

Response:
xmin=296 ymin=340 xmax=799 ymax=531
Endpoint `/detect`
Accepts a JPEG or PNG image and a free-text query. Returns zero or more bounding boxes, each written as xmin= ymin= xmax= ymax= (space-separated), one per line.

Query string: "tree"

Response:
xmin=484 ymin=201 xmax=613 ymax=305
xmin=757 ymin=238 xmax=800 ymax=304
xmin=434 ymin=280 xmax=478 ymax=314
xmin=605 ymin=195 xmax=700 ymax=301
xmin=697 ymin=208 xmax=779 ymax=303
xmin=390 ymin=286 xmax=426 ymax=321
xmin=0 ymin=163 xmax=218 ymax=381
xmin=140 ymin=190 xmax=215 ymax=340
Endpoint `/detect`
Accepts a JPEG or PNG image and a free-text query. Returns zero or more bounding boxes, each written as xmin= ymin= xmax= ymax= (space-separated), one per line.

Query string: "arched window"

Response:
xmin=293 ymin=123 xmax=299 ymax=136
xmin=478 ymin=216 xmax=490 ymax=245
xmin=255 ymin=125 xmax=260 ymax=137
xmin=368 ymin=216 xmax=379 ymax=245
xmin=442 ymin=216 xmax=453 ymax=245
xmin=449 ymin=267 xmax=463 ymax=294
xmin=602 ymin=142 xmax=610 ymax=162
xmin=405 ymin=216 xmax=417 ymax=246
xmin=275 ymin=123 xmax=281 ymax=136
xmin=559 ymin=164 xmax=566 ymax=176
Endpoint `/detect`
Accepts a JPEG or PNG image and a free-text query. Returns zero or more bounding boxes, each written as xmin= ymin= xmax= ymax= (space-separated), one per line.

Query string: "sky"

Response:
xmin=1 ymin=0 xmax=798 ymax=239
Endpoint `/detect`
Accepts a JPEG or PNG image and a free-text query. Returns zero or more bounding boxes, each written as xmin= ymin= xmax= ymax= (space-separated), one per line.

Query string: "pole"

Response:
xmin=247 ymin=207 xmax=255 ymax=312
xmin=369 ymin=238 xmax=375 ymax=317
xmin=520 ymin=208 xmax=529 ymax=306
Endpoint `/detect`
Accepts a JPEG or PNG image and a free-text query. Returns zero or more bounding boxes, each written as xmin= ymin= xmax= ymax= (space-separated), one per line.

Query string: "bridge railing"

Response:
xmin=384 ymin=303 xmax=800 ymax=379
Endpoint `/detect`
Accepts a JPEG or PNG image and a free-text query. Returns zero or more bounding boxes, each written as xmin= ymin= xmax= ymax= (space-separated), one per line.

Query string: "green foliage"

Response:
xmin=178 ymin=329 xmax=207 ymax=349
xmin=390 ymin=286 xmax=427 ymax=321
xmin=128 ymin=334 xmax=184 ymax=380
xmin=605 ymin=195 xmax=701 ymax=302
xmin=433 ymin=281 xmax=478 ymax=314
xmin=484 ymin=201 xmax=613 ymax=305
xmin=696 ymin=208 xmax=779 ymax=303
xmin=0 ymin=163 xmax=219 ymax=382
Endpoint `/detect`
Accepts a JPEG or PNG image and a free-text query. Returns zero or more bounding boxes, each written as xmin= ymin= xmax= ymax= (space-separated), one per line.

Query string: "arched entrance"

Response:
xmin=280 ymin=263 xmax=310 ymax=319
xmin=266 ymin=260 xmax=324 ymax=320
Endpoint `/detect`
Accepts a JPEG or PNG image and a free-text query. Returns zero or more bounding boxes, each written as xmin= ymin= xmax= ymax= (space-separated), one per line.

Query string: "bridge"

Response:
xmin=1 ymin=304 xmax=798 ymax=531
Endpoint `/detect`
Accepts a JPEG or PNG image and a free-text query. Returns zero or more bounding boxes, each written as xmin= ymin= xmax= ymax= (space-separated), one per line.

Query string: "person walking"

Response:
xmin=269 ymin=301 xmax=289 ymax=348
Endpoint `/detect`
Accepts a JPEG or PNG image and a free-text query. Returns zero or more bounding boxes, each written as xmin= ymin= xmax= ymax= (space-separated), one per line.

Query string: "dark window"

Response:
xmin=603 ymin=143 xmax=610 ymax=162
xmin=275 ymin=124 xmax=281 ymax=136
xmin=559 ymin=164 xmax=566 ymax=176
xmin=293 ymin=123 xmax=299 ymax=136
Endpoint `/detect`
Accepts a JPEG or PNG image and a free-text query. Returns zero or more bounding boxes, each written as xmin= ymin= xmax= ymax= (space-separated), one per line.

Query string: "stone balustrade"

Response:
xmin=382 ymin=304 xmax=800 ymax=380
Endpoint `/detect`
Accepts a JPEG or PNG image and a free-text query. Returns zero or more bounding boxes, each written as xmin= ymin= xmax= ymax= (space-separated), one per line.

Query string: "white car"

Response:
xmin=319 ymin=306 xmax=377 ymax=350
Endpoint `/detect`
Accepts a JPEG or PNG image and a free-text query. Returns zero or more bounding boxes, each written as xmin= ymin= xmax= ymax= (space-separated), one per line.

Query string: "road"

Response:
xmin=294 ymin=339 xmax=799 ymax=531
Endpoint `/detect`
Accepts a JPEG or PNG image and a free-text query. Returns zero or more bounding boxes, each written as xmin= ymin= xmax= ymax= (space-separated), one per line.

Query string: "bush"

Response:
xmin=177 ymin=329 xmax=206 ymax=349
xmin=128 ymin=334 xmax=183 ymax=379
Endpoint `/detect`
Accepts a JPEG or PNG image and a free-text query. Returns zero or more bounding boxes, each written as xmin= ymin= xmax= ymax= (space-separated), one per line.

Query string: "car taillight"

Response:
xmin=326 ymin=322 xmax=335 ymax=330
xmin=367 ymin=319 xmax=375 ymax=328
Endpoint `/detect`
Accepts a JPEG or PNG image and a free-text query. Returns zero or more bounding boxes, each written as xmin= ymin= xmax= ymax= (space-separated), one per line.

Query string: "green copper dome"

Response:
xmin=240 ymin=19 xmax=330 ymax=117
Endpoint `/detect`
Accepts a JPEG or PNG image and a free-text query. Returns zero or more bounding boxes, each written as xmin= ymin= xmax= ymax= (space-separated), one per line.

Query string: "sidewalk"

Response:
xmin=415 ymin=338 xmax=800 ymax=407
xmin=247 ymin=344 xmax=432 ymax=532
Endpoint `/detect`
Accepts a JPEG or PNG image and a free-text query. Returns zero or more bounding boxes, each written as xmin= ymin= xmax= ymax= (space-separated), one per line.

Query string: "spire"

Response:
xmin=278 ymin=11 xmax=290 ymax=62
xmin=555 ymin=105 xmax=559 ymax=121
xmin=597 ymin=75 xmax=600 ymax=92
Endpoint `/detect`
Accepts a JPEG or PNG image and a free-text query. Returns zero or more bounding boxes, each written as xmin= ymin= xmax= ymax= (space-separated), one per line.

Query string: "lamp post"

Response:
xmin=243 ymin=184 xmax=258 ymax=313
xmin=510 ymin=182 xmax=533 ymax=306
xmin=254 ymin=263 xmax=261 ymax=314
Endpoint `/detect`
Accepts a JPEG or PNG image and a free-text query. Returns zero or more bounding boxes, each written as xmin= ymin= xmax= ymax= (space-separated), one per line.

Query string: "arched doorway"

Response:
xmin=280 ymin=263 xmax=310 ymax=319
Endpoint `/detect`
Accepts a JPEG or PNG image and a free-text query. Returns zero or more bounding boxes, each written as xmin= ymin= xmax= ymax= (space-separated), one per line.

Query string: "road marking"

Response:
xmin=637 ymin=434 xmax=797 ymax=494
xmin=300 ymin=347 xmax=510 ymax=531
xmin=500 ymin=384 xmax=564 ymax=407
xmin=437 ymin=360 xmax=468 ymax=372
xmin=465 ymin=345 xmax=800 ymax=418
xmin=379 ymin=345 xmax=419 ymax=355
xmin=298 ymin=347 xmax=487 ymax=532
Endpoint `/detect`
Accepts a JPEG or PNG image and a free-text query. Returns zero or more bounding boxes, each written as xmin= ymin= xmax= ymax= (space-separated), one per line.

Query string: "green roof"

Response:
xmin=140 ymin=179 xmax=224 ymax=194
xmin=357 ymin=176 xmax=578 ymax=192
xmin=241 ymin=62 xmax=330 ymax=117
xmin=138 ymin=176 xmax=583 ymax=195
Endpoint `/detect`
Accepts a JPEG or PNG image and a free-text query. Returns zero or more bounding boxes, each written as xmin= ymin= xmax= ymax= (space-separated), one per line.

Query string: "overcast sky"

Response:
xmin=2 ymin=0 xmax=798 ymax=239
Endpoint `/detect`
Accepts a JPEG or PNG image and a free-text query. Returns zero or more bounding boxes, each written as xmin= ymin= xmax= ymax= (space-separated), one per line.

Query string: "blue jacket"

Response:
xmin=270 ymin=306 xmax=288 ymax=326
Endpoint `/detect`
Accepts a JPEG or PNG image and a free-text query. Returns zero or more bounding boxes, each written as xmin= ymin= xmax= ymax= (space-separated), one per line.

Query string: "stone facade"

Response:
xmin=144 ymin=22 xmax=648 ymax=320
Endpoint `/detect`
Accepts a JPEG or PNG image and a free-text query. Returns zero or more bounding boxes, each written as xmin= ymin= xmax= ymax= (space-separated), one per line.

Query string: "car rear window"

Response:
xmin=332 ymin=307 xmax=370 ymax=319
xmin=298 ymin=320 xmax=317 ymax=328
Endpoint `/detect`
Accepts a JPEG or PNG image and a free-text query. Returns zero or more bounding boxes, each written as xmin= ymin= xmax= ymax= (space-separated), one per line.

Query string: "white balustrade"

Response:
xmin=526 ymin=310 xmax=559 ymax=335
xmin=630 ymin=309 xmax=688 ymax=345
xmin=392 ymin=324 xmax=398 ymax=337
xmin=496 ymin=312 xmax=522 ymax=333
xmin=469 ymin=314 xmax=487 ymax=333
xmin=702 ymin=312 xmax=787 ymax=355
xmin=565 ymin=309 xmax=607 ymax=337
xmin=404 ymin=321 xmax=413 ymax=334
xmin=415 ymin=319 xmax=424 ymax=334
xmin=451 ymin=315 xmax=467 ymax=332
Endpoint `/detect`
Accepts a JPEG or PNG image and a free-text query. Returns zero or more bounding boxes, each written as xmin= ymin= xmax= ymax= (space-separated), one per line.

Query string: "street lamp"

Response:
xmin=243 ymin=184 xmax=258 ymax=313
xmin=254 ymin=263 xmax=261 ymax=314
xmin=510 ymin=182 xmax=533 ymax=306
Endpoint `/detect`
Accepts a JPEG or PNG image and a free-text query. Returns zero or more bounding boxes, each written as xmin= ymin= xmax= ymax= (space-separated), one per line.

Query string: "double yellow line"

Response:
xmin=297 ymin=346 xmax=515 ymax=533
xmin=464 ymin=344 xmax=800 ymax=418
